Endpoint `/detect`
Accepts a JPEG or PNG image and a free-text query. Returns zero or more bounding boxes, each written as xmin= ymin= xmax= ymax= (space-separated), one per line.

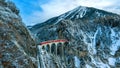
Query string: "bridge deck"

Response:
xmin=40 ymin=39 xmax=68 ymax=45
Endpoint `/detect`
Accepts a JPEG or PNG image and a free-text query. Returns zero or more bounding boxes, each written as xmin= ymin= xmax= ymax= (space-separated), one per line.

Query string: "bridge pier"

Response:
xmin=61 ymin=43 xmax=64 ymax=58
xmin=48 ymin=43 xmax=52 ymax=53
xmin=49 ymin=45 xmax=51 ymax=53
xmin=55 ymin=43 xmax=58 ymax=56
xmin=46 ymin=44 xmax=49 ymax=52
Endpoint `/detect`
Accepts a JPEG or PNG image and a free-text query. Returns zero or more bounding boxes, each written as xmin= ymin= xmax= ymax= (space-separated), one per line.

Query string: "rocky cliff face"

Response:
xmin=30 ymin=6 xmax=120 ymax=68
xmin=0 ymin=1 xmax=36 ymax=68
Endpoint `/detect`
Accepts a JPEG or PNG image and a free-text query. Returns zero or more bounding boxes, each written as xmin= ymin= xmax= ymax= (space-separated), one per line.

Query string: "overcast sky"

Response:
xmin=12 ymin=0 xmax=120 ymax=26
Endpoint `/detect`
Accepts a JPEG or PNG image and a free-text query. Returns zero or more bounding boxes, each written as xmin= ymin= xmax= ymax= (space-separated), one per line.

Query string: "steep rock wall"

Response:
xmin=0 ymin=1 xmax=37 ymax=68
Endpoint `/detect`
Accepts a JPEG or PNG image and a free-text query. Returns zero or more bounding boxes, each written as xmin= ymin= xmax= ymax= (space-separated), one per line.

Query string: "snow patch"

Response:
xmin=90 ymin=56 xmax=110 ymax=68
xmin=79 ymin=7 xmax=87 ymax=18
xmin=92 ymin=27 xmax=101 ymax=54
xmin=86 ymin=64 xmax=92 ymax=68
xmin=108 ymin=57 xmax=116 ymax=66
xmin=110 ymin=29 xmax=120 ymax=55
xmin=12 ymin=40 xmax=27 ymax=55
xmin=74 ymin=56 xmax=80 ymax=68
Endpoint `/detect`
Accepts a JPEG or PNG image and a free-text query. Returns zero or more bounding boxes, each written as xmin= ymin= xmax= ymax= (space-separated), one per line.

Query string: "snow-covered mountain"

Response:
xmin=30 ymin=6 xmax=120 ymax=68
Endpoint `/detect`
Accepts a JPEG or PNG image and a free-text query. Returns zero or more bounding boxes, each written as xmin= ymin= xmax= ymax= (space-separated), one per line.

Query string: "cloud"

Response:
xmin=28 ymin=0 xmax=120 ymax=25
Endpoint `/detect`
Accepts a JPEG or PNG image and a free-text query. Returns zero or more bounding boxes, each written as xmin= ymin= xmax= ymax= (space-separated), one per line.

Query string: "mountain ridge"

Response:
xmin=30 ymin=6 xmax=120 ymax=31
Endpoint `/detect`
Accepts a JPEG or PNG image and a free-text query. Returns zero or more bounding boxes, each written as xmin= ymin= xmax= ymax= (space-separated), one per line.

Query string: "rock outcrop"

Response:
xmin=0 ymin=1 xmax=36 ymax=68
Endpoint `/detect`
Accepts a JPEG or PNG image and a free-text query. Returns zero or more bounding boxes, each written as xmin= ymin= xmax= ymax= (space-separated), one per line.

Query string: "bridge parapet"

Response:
xmin=40 ymin=39 xmax=68 ymax=45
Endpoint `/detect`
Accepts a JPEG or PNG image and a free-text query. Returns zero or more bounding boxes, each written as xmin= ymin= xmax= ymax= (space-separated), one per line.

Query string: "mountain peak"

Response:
xmin=59 ymin=5 xmax=119 ymax=20
xmin=47 ymin=6 xmax=119 ymax=25
xmin=59 ymin=6 xmax=87 ymax=19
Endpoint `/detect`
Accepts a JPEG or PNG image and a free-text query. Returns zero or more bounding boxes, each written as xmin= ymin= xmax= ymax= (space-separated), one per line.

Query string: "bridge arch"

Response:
xmin=46 ymin=44 xmax=50 ymax=52
xmin=51 ymin=43 xmax=56 ymax=55
xmin=64 ymin=42 xmax=69 ymax=56
xmin=42 ymin=46 xmax=45 ymax=50
xmin=57 ymin=42 xmax=62 ymax=56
